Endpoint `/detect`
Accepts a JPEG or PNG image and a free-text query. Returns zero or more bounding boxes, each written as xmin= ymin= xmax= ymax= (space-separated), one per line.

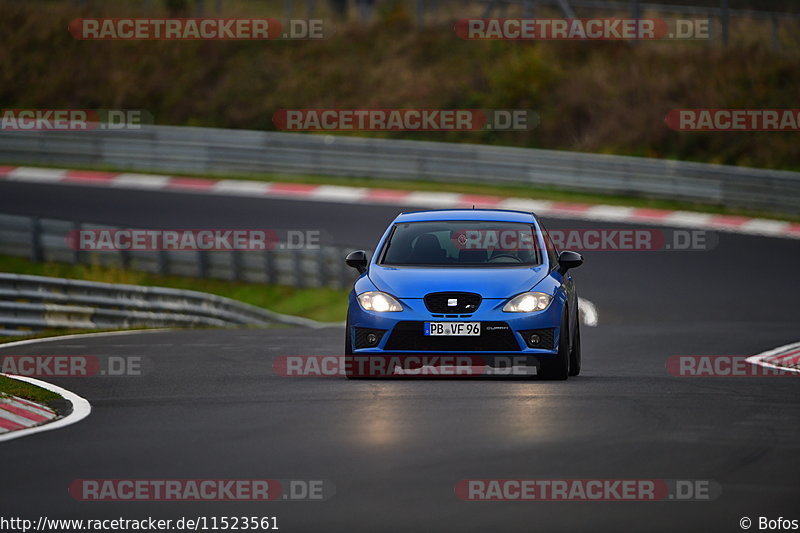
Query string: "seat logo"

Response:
xmin=447 ymin=298 xmax=458 ymax=307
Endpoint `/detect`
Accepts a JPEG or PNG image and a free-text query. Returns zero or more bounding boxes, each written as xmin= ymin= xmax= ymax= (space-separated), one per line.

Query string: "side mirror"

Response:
xmin=557 ymin=250 xmax=583 ymax=274
xmin=345 ymin=250 xmax=368 ymax=274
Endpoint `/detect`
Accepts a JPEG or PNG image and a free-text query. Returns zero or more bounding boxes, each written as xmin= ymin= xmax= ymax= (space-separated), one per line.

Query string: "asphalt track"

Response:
xmin=0 ymin=180 xmax=799 ymax=532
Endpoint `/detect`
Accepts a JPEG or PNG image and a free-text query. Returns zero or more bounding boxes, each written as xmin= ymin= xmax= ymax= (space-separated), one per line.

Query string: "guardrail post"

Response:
xmin=720 ymin=0 xmax=729 ymax=46
xmin=231 ymin=250 xmax=243 ymax=281
xmin=357 ymin=0 xmax=372 ymax=22
xmin=30 ymin=217 xmax=43 ymax=263
xmin=197 ymin=250 xmax=209 ymax=278
xmin=523 ymin=0 xmax=534 ymax=19
xmin=555 ymin=0 xmax=575 ymax=18
xmin=706 ymin=7 xmax=714 ymax=45
xmin=337 ymin=247 xmax=349 ymax=289
xmin=264 ymin=249 xmax=276 ymax=284
xmin=317 ymin=249 xmax=328 ymax=288
xmin=72 ymin=221 xmax=82 ymax=265
xmin=157 ymin=249 xmax=169 ymax=275
xmin=293 ymin=249 xmax=304 ymax=287
xmin=119 ymin=246 xmax=131 ymax=271
xmin=631 ymin=1 xmax=641 ymax=46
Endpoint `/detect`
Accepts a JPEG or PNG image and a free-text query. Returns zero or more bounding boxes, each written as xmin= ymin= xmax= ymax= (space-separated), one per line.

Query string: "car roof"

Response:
xmin=393 ymin=209 xmax=536 ymax=224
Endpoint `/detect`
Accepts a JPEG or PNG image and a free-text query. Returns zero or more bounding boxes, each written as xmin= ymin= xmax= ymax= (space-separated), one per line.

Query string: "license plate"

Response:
xmin=424 ymin=322 xmax=481 ymax=336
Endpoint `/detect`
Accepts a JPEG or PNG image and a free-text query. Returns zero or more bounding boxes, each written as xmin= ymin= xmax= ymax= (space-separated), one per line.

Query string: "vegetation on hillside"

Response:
xmin=1 ymin=1 xmax=798 ymax=170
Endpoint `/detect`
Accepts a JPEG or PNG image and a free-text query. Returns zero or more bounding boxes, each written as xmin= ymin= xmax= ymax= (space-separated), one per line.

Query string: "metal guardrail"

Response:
xmin=0 ymin=214 xmax=361 ymax=289
xmin=0 ymin=213 xmax=356 ymax=335
xmin=0 ymin=273 xmax=330 ymax=336
xmin=1 ymin=125 xmax=798 ymax=215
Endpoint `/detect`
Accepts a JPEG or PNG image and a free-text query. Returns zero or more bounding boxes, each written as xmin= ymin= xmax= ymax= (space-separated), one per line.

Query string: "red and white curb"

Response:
xmin=0 ymin=372 xmax=90 ymax=442
xmin=747 ymin=341 xmax=800 ymax=375
xmin=0 ymin=332 xmax=124 ymax=442
xmin=2 ymin=166 xmax=799 ymax=240
xmin=0 ymin=393 xmax=57 ymax=433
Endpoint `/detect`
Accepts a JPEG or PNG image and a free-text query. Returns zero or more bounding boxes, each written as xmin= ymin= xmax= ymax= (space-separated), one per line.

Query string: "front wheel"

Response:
xmin=344 ymin=316 xmax=360 ymax=379
xmin=344 ymin=316 xmax=353 ymax=356
xmin=568 ymin=320 xmax=581 ymax=376
xmin=538 ymin=312 xmax=570 ymax=380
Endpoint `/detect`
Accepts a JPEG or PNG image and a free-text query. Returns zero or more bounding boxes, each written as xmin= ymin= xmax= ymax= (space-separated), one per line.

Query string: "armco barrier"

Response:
xmin=0 ymin=126 xmax=798 ymax=215
xmin=0 ymin=213 xmax=354 ymax=336
xmin=0 ymin=273 xmax=329 ymax=336
xmin=0 ymin=213 xmax=361 ymax=290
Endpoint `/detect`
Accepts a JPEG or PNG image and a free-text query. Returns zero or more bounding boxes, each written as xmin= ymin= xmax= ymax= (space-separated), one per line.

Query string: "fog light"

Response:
xmin=529 ymin=334 xmax=540 ymax=346
xmin=366 ymin=333 xmax=378 ymax=345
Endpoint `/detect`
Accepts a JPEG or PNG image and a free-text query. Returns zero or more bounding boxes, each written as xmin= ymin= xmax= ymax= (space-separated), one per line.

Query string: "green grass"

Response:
xmin=0 ymin=255 xmax=350 ymax=323
xmin=0 ymin=375 xmax=61 ymax=406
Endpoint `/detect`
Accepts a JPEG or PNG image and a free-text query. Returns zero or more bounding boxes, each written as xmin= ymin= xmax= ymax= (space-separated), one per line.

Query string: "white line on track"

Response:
xmin=0 ymin=329 xmax=170 ymax=351
xmin=746 ymin=341 xmax=800 ymax=375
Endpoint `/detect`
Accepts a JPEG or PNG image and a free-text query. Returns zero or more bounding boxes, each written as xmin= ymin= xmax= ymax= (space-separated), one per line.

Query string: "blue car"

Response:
xmin=344 ymin=209 xmax=584 ymax=380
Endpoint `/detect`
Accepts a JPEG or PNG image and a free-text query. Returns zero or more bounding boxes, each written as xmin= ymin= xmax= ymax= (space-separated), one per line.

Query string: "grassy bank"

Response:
xmin=1 ymin=1 xmax=799 ymax=171
xmin=0 ymin=375 xmax=61 ymax=406
xmin=0 ymin=255 xmax=350 ymax=323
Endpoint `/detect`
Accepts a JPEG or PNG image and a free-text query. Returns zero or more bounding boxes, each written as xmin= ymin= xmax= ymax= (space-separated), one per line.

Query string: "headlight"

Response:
xmin=502 ymin=292 xmax=552 ymax=313
xmin=357 ymin=291 xmax=403 ymax=312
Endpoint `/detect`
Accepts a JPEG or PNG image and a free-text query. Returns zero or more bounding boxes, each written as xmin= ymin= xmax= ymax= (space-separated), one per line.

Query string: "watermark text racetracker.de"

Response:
xmin=666 ymin=356 xmax=799 ymax=377
xmin=451 ymin=228 xmax=715 ymax=252
xmin=666 ymin=109 xmax=800 ymax=131
xmin=0 ymin=109 xmax=150 ymax=131
xmin=274 ymin=355 xmax=536 ymax=378
xmin=0 ymin=355 xmax=150 ymax=378
xmin=273 ymin=109 xmax=538 ymax=131
xmin=455 ymin=479 xmax=721 ymax=501
xmin=455 ymin=18 xmax=710 ymax=40
xmin=68 ymin=229 xmax=321 ymax=251
xmin=68 ymin=479 xmax=334 ymax=501
xmin=68 ymin=18 xmax=325 ymax=40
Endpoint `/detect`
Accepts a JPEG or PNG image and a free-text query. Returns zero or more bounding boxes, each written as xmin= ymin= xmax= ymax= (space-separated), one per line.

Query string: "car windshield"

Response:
xmin=379 ymin=220 xmax=541 ymax=267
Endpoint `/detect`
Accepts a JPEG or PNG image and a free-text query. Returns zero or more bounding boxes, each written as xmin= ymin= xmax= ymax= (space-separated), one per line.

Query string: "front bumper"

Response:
xmin=347 ymin=292 xmax=565 ymax=360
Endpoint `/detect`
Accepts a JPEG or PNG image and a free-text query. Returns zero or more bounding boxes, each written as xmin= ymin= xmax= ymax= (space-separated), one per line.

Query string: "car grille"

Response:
xmin=354 ymin=327 xmax=387 ymax=349
xmin=518 ymin=328 xmax=555 ymax=349
xmin=423 ymin=292 xmax=482 ymax=314
xmin=384 ymin=321 xmax=521 ymax=351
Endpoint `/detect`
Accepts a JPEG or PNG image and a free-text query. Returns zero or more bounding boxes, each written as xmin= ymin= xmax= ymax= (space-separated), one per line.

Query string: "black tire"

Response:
xmin=344 ymin=315 xmax=353 ymax=355
xmin=539 ymin=312 xmax=570 ymax=380
xmin=568 ymin=320 xmax=581 ymax=376
xmin=344 ymin=316 xmax=360 ymax=379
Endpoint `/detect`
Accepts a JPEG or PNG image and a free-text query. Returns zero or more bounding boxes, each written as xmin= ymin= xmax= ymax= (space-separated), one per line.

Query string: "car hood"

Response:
xmin=368 ymin=265 xmax=549 ymax=299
